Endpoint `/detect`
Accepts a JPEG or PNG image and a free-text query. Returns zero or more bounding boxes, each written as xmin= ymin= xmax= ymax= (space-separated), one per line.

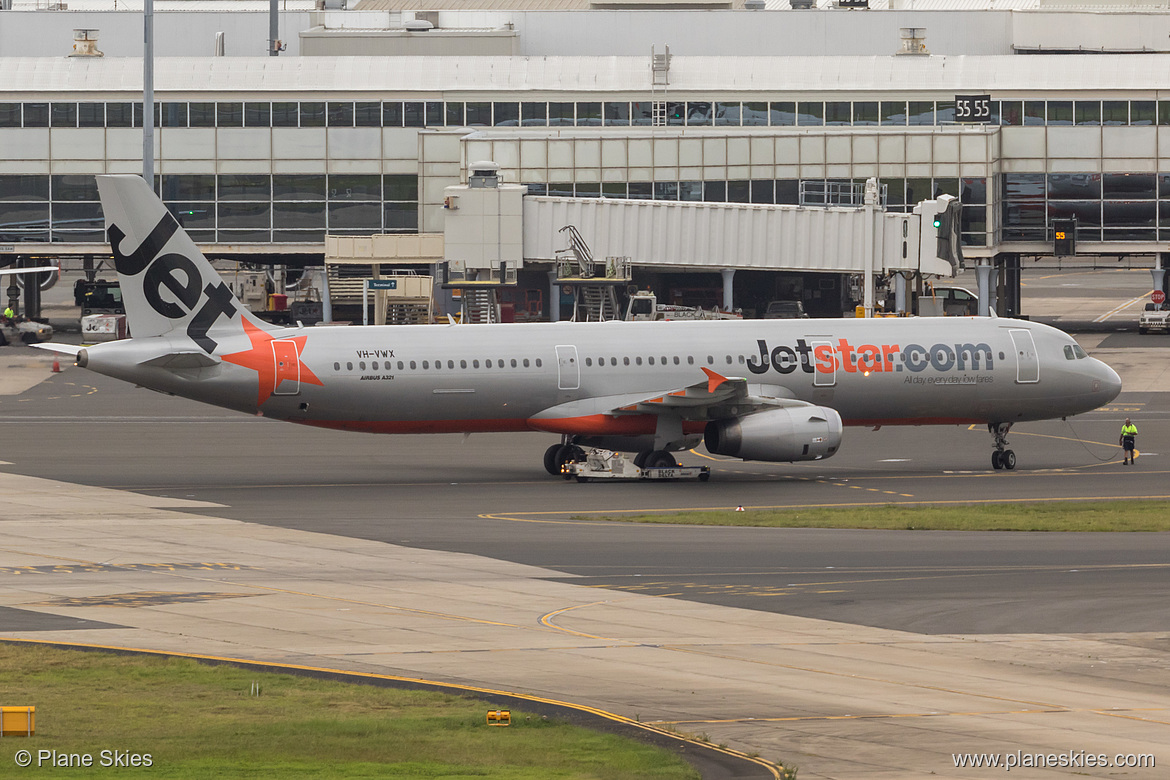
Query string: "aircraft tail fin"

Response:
xmin=96 ymin=174 xmax=266 ymax=353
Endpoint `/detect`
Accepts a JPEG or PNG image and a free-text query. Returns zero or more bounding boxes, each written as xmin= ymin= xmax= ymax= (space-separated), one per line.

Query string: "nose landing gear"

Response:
xmin=989 ymin=422 xmax=1016 ymax=470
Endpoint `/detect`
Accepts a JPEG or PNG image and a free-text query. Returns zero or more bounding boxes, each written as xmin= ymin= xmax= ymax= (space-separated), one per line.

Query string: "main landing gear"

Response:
xmin=633 ymin=450 xmax=678 ymax=469
xmin=544 ymin=440 xmax=585 ymax=476
xmin=989 ymin=422 xmax=1016 ymax=470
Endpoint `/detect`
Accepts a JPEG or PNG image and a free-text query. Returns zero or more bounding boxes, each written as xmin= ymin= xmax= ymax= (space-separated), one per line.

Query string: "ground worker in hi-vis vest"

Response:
xmin=1120 ymin=418 xmax=1138 ymax=465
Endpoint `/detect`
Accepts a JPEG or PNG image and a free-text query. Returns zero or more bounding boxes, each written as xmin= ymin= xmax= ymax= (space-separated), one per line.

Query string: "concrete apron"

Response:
xmin=1 ymin=470 xmax=1167 ymax=779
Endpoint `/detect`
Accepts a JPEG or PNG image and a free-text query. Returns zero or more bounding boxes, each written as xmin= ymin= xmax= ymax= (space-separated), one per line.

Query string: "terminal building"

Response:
xmin=3 ymin=0 xmax=1170 ymax=319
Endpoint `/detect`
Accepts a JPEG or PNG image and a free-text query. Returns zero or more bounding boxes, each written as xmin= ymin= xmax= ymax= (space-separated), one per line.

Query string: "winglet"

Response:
xmin=701 ymin=367 xmax=728 ymax=395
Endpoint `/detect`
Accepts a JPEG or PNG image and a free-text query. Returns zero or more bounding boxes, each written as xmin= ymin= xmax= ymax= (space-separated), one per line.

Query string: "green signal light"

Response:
xmin=933 ymin=217 xmax=942 ymax=228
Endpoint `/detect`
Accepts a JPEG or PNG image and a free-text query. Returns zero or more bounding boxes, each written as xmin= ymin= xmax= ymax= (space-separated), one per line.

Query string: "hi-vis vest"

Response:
xmin=1122 ymin=423 xmax=1138 ymax=437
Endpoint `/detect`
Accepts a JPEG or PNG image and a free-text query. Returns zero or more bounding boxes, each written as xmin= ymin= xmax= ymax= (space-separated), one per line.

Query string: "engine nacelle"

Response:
xmin=704 ymin=406 xmax=843 ymax=462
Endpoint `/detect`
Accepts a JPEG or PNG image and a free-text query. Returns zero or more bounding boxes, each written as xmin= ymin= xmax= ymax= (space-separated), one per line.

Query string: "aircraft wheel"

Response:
xmin=699 ymin=471 xmax=710 ymax=483
xmin=645 ymin=451 xmax=677 ymax=469
xmin=543 ymin=444 xmax=563 ymax=476
xmin=633 ymin=451 xmax=650 ymax=468
xmin=991 ymin=451 xmax=1003 ymax=470
xmin=1001 ymin=449 xmax=1016 ymax=470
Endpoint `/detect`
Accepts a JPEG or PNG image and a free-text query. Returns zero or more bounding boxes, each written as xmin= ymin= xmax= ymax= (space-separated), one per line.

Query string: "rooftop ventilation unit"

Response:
xmin=896 ymin=27 xmax=928 ymax=56
xmin=69 ymin=29 xmax=103 ymax=57
xmin=469 ymin=161 xmax=500 ymax=189
xmin=405 ymin=19 xmax=434 ymax=31
xmin=790 ymin=0 xmax=816 ymax=8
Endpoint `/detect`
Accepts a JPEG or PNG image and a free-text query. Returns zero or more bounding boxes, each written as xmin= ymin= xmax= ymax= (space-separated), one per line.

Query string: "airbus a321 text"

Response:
xmin=37 ymin=175 xmax=1122 ymax=476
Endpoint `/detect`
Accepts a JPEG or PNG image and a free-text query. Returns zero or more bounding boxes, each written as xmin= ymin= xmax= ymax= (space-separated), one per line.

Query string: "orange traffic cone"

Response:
xmin=51 ymin=358 xmax=61 ymax=373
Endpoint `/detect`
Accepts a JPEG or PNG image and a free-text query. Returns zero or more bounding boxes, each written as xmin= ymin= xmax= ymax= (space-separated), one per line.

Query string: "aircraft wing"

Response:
xmin=531 ymin=368 xmax=816 ymax=424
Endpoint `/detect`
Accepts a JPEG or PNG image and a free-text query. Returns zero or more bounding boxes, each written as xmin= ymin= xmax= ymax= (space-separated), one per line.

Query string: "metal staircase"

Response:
xmin=576 ymin=285 xmax=620 ymax=322
xmin=460 ymin=287 xmax=500 ymax=324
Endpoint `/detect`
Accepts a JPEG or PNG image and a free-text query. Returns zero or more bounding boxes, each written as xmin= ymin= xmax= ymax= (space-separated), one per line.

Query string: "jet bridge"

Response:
xmin=444 ymin=169 xmax=959 ymax=318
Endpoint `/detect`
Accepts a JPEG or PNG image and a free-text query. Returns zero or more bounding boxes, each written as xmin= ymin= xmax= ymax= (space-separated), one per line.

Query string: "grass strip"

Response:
xmin=0 ymin=643 xmax=699 ymax=779
xmin=574 ymin=500 xmax=1170 ymax=531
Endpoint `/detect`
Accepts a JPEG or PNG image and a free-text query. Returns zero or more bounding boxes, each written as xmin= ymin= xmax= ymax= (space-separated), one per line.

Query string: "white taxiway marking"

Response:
xmin=878 ymin=458 xmax=911 ymax=462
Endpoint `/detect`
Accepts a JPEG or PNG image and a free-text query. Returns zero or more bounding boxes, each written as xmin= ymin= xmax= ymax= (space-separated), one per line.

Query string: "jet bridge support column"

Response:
xmin=548 ymin=271 xmax=561 ymax=322
xmin=893 ymin=273 xmax=909 ymax=314
xmin=721 ymin=268 xmax=735 ymax=312
xmin=1152 ymin=253 xmax=1169 ymax=297
xmin=975 ymin=259 xmax=993 ymax=317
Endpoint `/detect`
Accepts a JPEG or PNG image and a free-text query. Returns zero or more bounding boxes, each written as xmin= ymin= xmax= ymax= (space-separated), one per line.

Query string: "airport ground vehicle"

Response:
xmin=919 ymin=285 xmax=979 ymax=316
xmin=1139 ymin=302 xmax=1170 ymax=334
xmin=560 ymin=449 xmax=710 ymax=482
xmin=0 ymin=318 xmax=53 ymax=346
xmin=762 ymin=300 xmax=809 ymax=319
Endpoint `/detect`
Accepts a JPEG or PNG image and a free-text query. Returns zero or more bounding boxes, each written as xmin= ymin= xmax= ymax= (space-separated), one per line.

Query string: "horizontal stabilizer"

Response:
xmin=30 ymin=343 xmax=82 ymax=356
xmin=0 ymin=266 xmax=58 ymax=277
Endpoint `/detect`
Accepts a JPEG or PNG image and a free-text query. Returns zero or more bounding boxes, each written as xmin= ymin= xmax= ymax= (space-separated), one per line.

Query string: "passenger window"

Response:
xmin=523 ymin=358 xmax=530 ymax=367
xmin=397 ymin=361 xmax=404 ymax=370
xmin=485 ymin=359 xmax=492 ymax=368
xmin=687 ymin=356 xmax=694 ymax=365
xmin=473 ymin=360 xmax=480 ymax=368
xmin=611 ymin=357 xmax=617 ymax=366
xmin=346 ymin=362 xmax=353 ymax=371
xmin=448 ymin=360 xmax=455 ymax=369
xmin=334 ymin=362 xmax=340 ymax=371
xmin=360 ymin=362 xmax=366 ymax=370
xmin=661 ymin=356 xmax=667 ymax=364
xmin=535 ymin=358 xmax=542 ymax=367
xmin=648 ymin=356 xmax=655 ymax=365
xmin=707 ymin=355 xmax=714 ymax=364
xmin=460 ymin=359 xmax=467 ymax=369
xmin=511 ymin=358 xmax=517 ymax=367
xmin=673 ymin=356 xmax=680 ymax=365
xmin=738 ymin=355 xmax=745 ymax=364
xmin=624 ymin=357 xmax=630 ymax=366
xmin=410 ymin=361 xmax=417 ymax=369
xmin=726 ymin=355 xmax=733 ymax=364
xmin=585 ymin=358 xmax=592 ymax=367
xmin=636 ymin=357 xmax=643 ymax=365
xmin=373 ymin=361 xmax=380 ymax=370
xmin=422 ymin=361 xmax=429 ymax=369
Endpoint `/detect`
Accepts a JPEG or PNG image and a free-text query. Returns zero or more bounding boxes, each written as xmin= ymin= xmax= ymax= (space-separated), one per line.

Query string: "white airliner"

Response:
xmin=39 ymin=175 xmax=1121 ymax=474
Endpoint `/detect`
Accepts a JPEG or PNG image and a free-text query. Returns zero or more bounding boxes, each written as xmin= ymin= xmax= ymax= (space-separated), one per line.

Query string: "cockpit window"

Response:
xmin=1064 ymin=345 xmax=1075 ymax=360
xmin=1064 ymin=344 xmax=1089 ymax=360
xmin=1074 ymin=345 xmax=1087 ymax=359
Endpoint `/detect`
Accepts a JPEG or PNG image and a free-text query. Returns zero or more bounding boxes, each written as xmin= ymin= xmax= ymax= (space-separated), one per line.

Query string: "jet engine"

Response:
xmin=704 ymin=406 xmax=843 ymax=462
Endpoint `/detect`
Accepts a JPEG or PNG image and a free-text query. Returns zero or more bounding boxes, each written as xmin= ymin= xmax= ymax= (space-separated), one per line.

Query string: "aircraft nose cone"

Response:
xmin=1095 ymin=359 xmax=1122 ymax=404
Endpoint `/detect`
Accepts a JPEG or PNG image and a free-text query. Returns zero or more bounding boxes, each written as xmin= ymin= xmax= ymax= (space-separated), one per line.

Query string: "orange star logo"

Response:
xmin=221 ymin=318 xmax=324 ymax=406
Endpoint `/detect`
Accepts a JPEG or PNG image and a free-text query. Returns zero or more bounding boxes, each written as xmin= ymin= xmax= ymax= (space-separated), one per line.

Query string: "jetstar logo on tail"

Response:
xmin=109 ymin=213 xmax=238 ymax=354
xmin=222 ymin=319 xmax=325 ymax=406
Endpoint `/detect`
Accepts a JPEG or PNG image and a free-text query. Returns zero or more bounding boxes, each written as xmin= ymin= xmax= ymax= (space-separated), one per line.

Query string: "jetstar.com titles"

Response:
xmin=746 ymin=338 xmax=996 ymax=376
